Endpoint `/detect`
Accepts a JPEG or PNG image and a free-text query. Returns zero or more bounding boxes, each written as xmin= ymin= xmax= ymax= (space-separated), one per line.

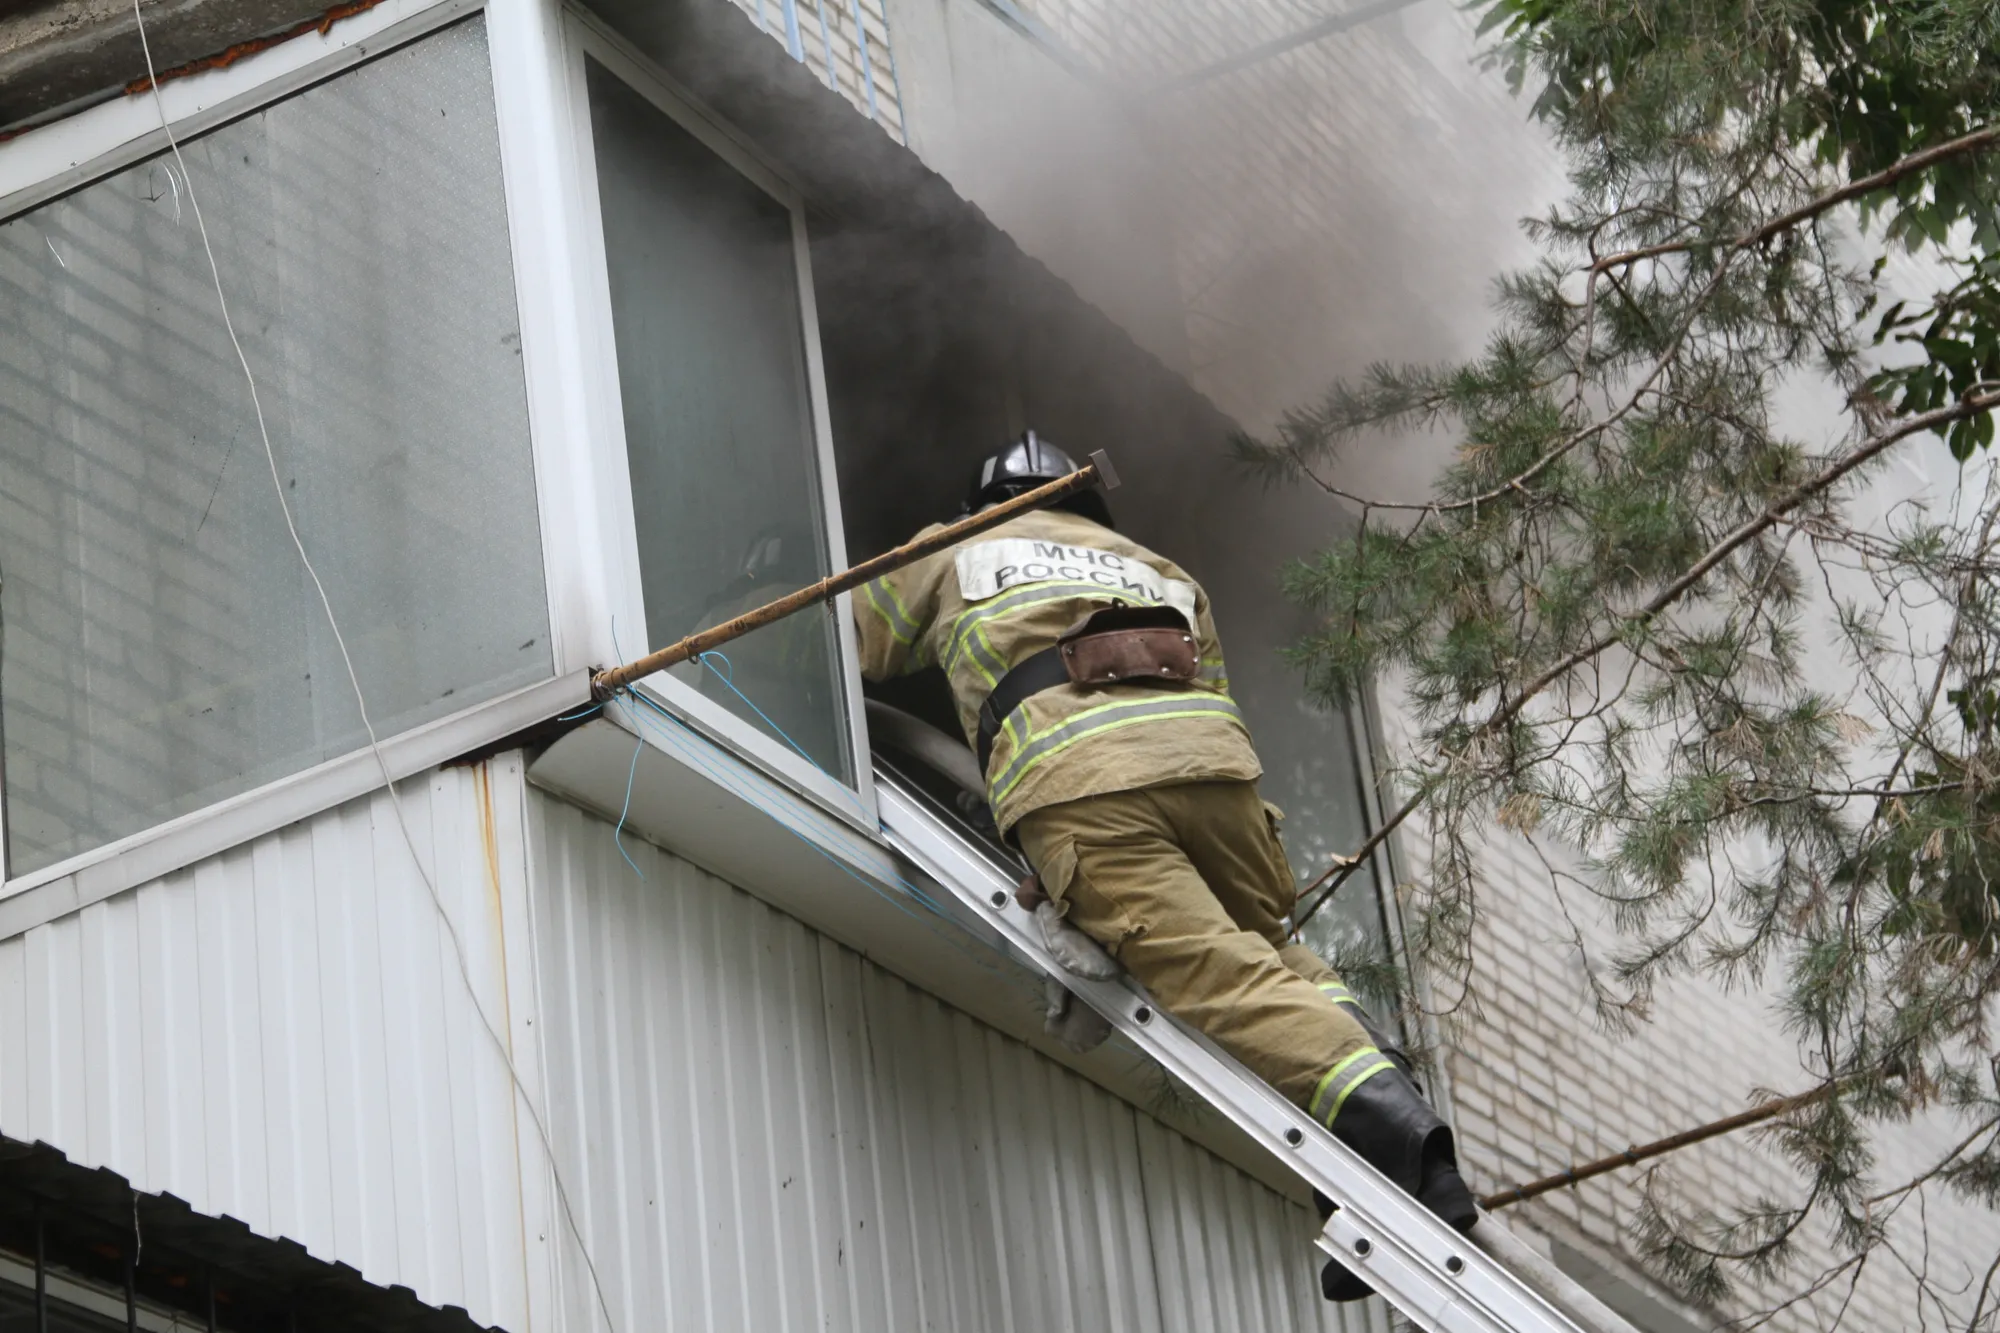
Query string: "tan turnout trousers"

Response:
xmin=1015 ymin=778 xmax=1393 ymax=1126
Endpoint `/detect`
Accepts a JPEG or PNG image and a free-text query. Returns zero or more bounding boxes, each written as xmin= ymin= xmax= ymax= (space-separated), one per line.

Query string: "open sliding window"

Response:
xmin=0 ymin=14 xmax=554 ymax=885
xmin=565 ymin=15 xmax=868 ymax=815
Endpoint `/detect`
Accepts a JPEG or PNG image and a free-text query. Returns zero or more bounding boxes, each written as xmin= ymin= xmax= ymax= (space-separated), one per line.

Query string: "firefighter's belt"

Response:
xmin=975 ymin=604 xmax=1199 ymax=774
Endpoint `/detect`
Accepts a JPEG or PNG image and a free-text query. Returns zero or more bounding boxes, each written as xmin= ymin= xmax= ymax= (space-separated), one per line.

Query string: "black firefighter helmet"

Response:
xmin=963 ymin=430 xmax=1114 ymax=528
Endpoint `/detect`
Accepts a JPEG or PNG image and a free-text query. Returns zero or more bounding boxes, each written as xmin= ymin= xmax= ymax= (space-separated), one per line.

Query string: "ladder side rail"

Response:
xmin=875 ymin=777 xmax=1592 ymax=1333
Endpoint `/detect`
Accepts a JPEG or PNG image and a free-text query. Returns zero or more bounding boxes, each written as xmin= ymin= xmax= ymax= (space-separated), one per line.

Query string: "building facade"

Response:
xmin=0 ymin=0 xmax=1982 ymax=1328
xmin=0 ymin=0 xmax=1409 ymax=1328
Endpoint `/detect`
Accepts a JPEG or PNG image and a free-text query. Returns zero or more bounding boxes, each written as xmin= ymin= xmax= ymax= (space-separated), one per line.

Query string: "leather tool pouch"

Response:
xmin=1057 ymin=605 xmax=1199 ymax=686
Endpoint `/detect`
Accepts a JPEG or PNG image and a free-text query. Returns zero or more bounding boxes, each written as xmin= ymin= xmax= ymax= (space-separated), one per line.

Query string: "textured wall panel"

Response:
xmin=527 ymin=788 xmax=1368 ymax=1333
xmin=0 ymin=760 xmax=538 ymax=1332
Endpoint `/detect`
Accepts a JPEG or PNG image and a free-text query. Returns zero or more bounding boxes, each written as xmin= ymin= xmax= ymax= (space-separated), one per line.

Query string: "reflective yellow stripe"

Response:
xmin=1310 ymin=1047 xmax=1393 ymax=1126
xmin=947 ymin=579 xmax=1163 ymax=675
xmin=988 ymin=694 xmax=1244 ymax=803
xmin=878 ymin=577 xmax=918 ymax=625
xmin=892 ymin=588 xmax=933 ymax=667
xmin=1003 ymin=709 xmax=1027 ymax=757
xmin=976 ymin=625 xmax=1006 ymax=686
xmin=945 ymin=617 xmax=1005 ymax=689
xmin=1309 ymin=1046 xmax=1382 ymax=1122
xmin=1316 ymin=982 xmax=1358 ymax=1008
xmin=1326 ymin=1058 xmax=1394 ymax=1125
xmin=862 ymin=579 xmax=919 ymax=647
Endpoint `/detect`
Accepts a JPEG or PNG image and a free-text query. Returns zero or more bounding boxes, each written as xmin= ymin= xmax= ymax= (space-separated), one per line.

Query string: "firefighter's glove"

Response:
xmin=1021 ymin=879 xmax=1117 ymax=1052
xmin=1034 ymin=901 xmax=1120 ymax=981
xmin=1042 ymin=977 xmax=1113 ymax=1054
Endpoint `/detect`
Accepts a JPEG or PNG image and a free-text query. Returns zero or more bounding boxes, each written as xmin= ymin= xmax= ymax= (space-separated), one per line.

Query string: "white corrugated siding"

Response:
xmin=527 ymin=788 xmax=1371 ymax=1333
xmin=0 ymin=759 xmax=540 ymax=1332
xmin=0 ymin=749 xmax=1385 ymax=1333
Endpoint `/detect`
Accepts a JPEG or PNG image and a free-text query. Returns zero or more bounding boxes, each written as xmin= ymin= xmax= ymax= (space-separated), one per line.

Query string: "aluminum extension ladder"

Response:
xmin=875 ymin=771 xmax=1599 ymax=1333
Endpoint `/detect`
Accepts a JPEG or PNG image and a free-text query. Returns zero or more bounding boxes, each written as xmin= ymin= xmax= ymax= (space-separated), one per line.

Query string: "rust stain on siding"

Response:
xmin=122 ymin=0 xmax=389 ymax=97
xmin=472 ymin=759 xmax=507 ymax=942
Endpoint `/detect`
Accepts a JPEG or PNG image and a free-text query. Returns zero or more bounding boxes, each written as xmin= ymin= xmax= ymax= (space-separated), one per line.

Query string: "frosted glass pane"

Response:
xmin=0 ymin=16 xmax=551 ymax=876
xmin=588 ymin=60 xmax=852 ymax=782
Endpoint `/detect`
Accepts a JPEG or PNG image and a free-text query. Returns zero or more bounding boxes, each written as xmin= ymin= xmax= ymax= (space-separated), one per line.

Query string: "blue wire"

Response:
xmin=558 ymin=702 xmax=604 ymax=722
xmin=693 ymin=651 xmax=873 ymax=823
xmin=612 ymin=617 xmax=842 ymax=794
xmin=604 ymin=614 xmax=649 ymax=881
xmin=696 ymin=650 xmax=827 ymax=773
xmin=613 ymin=727 xmax=646 ymax=881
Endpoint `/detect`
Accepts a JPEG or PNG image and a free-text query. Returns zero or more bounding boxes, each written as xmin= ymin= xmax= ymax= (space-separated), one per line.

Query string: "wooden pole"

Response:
xmin=591 ymin=450 xmax=1120 ymax=699
xmin=1479 ymin=1083 xmax=1838 ymax=1211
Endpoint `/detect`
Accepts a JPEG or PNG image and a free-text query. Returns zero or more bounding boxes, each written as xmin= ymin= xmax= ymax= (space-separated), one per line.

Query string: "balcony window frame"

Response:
xmin=0 ymin=0 xmax=587 ymax=904
xmin=0 ymin=0 xmax=881 ymax=907
xmin=550 ymin=5 xmax=877 ymax=825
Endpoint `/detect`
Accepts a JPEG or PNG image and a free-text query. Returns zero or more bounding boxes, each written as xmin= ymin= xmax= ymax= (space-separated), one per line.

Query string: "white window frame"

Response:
xmin=0 ymin=0 xmax=881 ymax=903
xmin=0 ymin=0 xmax=483 ymax=219
xmin=0 ymin=0 xmax=586 ymax=903
xmin=547 ymin=6 xmax=877 ymax=826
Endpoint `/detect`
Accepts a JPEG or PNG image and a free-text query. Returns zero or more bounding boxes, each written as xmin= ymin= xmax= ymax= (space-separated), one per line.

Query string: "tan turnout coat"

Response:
xmin=853 ymin=508 xmax=1260 ymax=833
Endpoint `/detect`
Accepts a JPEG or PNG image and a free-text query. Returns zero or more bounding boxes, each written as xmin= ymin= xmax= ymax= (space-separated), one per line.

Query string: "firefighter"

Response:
xmin=852 ymin=431 xmax=1477 ymax=1300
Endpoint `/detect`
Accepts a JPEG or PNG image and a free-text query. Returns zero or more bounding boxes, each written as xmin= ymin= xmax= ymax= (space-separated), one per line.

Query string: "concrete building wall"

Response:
xmin=1395 ymin=816 xmax=1992 ymax=1332
xmin=877 ymin=0 xmax=1194 ymax=378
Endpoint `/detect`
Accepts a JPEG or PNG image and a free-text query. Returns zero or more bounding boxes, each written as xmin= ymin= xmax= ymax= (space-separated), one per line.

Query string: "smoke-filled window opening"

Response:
xmin=810 ymin=221 xmax=1407 ymax=1024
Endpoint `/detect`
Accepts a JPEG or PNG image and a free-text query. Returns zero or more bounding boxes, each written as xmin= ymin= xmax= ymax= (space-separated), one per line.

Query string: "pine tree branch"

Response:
xmin=1860 ymin=1116 xmax=2000 ymax=1209
xmin=1289 ymin=124 xmax=2000 ymax=523
xmin=1590 ymin=124 xmax=2000 ymax=274
xmin=1293 ymin=389 xmax=2000 ymax=929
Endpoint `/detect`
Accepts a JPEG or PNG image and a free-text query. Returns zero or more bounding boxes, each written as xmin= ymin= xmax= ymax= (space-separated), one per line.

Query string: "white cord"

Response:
xmin=127 ymin=12 xmax=619 ymax=1330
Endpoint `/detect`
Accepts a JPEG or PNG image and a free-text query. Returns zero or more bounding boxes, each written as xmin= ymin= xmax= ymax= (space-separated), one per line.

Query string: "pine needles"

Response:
xmin=1251 ymin=1 xmax=2000 ymax=1322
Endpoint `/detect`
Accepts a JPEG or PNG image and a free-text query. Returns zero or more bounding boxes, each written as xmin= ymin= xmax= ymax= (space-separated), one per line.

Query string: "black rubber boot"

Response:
xmin=1312 ymin=1066 xmax=1477 ymax=1302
